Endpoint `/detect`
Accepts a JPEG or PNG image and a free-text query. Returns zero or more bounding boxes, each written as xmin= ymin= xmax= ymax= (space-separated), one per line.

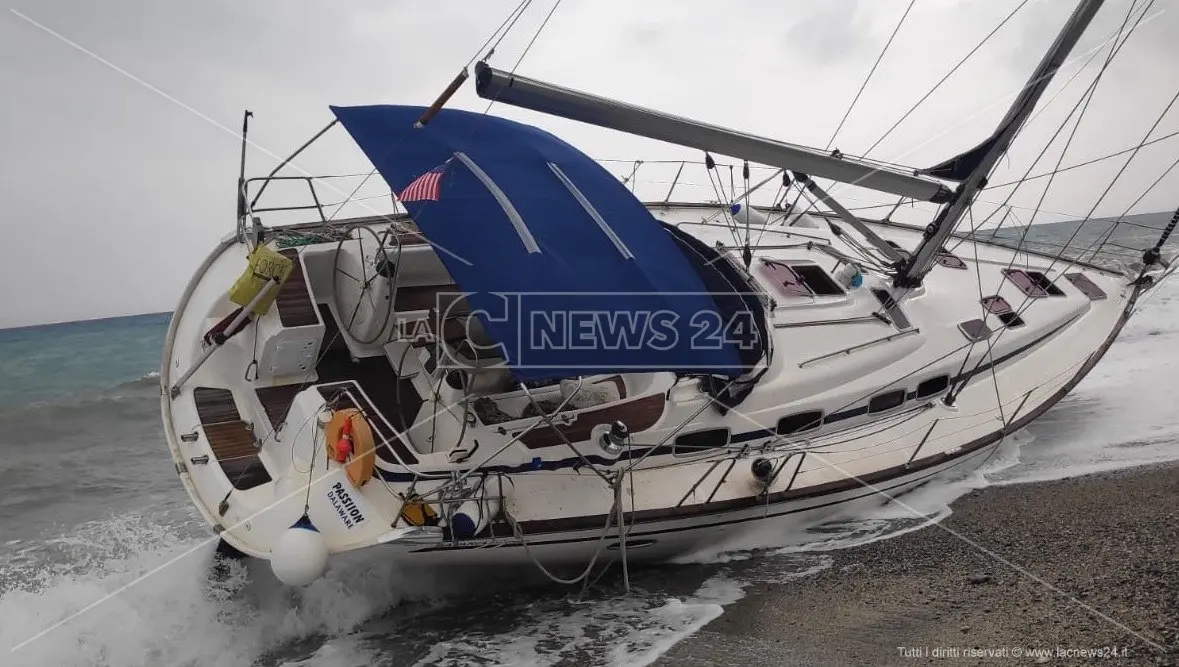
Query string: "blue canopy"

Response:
xmin=330 ymin=104 xmax=757 ymax=381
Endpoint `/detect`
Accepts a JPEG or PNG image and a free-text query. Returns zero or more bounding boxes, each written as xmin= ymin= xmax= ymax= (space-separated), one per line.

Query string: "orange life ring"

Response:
xmin=325 ymin=408 xmax=376 ymax=487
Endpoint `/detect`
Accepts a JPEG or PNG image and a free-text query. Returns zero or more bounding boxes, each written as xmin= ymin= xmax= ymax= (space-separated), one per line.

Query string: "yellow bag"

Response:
xmin=399 ymin=498 xmax=438 ymax=526
xmin=228 ymin=245 xmax=294 ymax=315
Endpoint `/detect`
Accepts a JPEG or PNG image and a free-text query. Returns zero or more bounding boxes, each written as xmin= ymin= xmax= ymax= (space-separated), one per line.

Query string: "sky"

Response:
xmin=1 ymin=0 xmax=1177 ymax=328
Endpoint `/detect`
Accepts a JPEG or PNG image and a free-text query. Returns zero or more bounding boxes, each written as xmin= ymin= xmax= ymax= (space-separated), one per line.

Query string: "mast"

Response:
xmin=894 ymin=0 xmax=1107 ymax=288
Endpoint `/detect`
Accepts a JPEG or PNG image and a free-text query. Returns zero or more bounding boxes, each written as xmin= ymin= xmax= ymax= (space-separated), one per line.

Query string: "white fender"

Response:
xmin=270 ymin=515 xmax=329 ymax=586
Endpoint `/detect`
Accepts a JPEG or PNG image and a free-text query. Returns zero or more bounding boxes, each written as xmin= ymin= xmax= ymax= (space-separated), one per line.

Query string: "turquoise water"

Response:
xmin=0 ymin=312 xmax=170 ymax=409
xmin=0 ymin=311 xmax=188 ymax=577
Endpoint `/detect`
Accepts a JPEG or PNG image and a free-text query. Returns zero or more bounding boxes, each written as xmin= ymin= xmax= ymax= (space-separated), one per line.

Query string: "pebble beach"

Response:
xmin=657 ymin=461 xmax=1179 ymax=666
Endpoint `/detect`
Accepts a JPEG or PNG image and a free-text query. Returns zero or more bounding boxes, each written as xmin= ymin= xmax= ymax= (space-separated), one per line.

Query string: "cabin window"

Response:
xmin=872 ymin=289 xmax=912 ymax=329
xmin=761 ymin=261 xmax=844 ymax=298
xmin=1030 ymin=270 xmax=1065 ymax=296
xmin=776 ymin=410 xmax=823 ymax=435
xmin=761 ymin=262 xmax=809 ymax=297
xmin=935 ymin=250 xmax=967 ymax=269
xmin=792 ymin=264 xmax=844 ymax=296
xmin=981 ymin=295 xmax=1024 ymax=328
xmin=674 ymin=427 xmax=730 ymax=456
xmin=1004 ymin=269 xmax=1064 ymax=297
xmin=868 ymin=389 xmax=906 ymax=414
xmin=998 ymin=311 xmax=1025 ymax=328
xmin=958 ymin=319 xmax=991 ymax=342
xmin=916 ymin=375 xmax=949 ymax=398
xmin=1065 ymin=272 xmax=1107 ymax=300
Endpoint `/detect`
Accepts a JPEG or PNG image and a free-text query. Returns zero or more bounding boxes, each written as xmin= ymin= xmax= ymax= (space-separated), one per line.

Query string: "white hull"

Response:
xmin=380 ymin=438 xmax=1004 ymax=568
xmin=159 ymin=204 xmax=1151 ymax=577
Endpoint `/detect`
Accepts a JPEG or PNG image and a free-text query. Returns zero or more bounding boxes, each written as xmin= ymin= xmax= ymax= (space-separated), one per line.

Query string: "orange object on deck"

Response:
xmin=324 ymin=408 xmax=376 ymax=487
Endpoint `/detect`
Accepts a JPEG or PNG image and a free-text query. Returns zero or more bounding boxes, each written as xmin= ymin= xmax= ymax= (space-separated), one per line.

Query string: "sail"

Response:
xmin=916 ymin=137 xmax=999 ymax=182
xmin=330 ymin=104 xmax=760 ymax=380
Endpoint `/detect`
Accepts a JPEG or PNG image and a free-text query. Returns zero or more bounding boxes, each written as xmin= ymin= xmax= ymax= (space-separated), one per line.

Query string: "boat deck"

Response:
xmin=193 ymin=387 xmax=272 ymax=490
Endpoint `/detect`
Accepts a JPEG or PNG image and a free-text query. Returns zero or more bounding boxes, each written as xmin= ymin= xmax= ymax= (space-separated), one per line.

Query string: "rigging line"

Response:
xmin=951 ymin=0 xmax=1146 ymax=260
xmin=751 ymin=180 xmax=787 ymax=247
xmin=323 ymin=151 xmax=401 ymax=224
xmin=973 ymin=127 xmax=1179 ymax=189
xmin=983 ymin=0 xmax=1158 ymax=184
xmin=864 ymin=0 xmax=1034 ymax=157
xmin=826 ymin=0 xmax=916 ymax=151
xmin=950 ymin=206 xmax=1012 ymax=254
xmin=990 ymin=62 xmax=1111 ymax=266
xmin=835 ymin=223 xmax=892 ymax=269
xmin=471 ymin=0 xmax=534 ymax=65
xmin=624 ymin=160 xmax=642 ymax=190
xmin=705 ymin=162 xmax=743 ymax=244
xmin=972 ymin=198 xmax=1132 ymax=222
xmin=743 ymin=161 xmax=752 ymax=265
xmin=785 ymin=179 xmax=892 ymax=267
xmin=323 ymin=123 xmax=429 ymax=225
xmin=286 ymin=13 xmax=542 ymax=228
xmin=1030 ymin=85 xmax=1179 ymax=277
xmin=948 ymin=209 xmax=1008 ymax=414
xmin=739 ymin=0 xmax=918 ymax=203
xmin=1086 ymin=150 xmax=1179 ymax=262
xmin=946 ymin=212 xmax=989 ymax=385
xmin=954 ymin=90 xmax=1178 ymax=389
xmin=980 ymin=0 xmax=1155 ymax=206
xmin=812 ymin=3 xmax=1165 ymax=212
xmin=1013 ymin=0 xmax=1130 ymax=129
xmin=622 ymin=377 xmax=744 ymax=473
xmin=505 ymin=501 xmax=617 ymax=586
xmin=482 ymin=0 xmax=564 ymax=115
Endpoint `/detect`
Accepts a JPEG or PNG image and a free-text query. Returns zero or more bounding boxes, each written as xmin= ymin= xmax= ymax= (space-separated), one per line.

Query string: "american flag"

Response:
xmin=398 ymin=162 xmax=448 ymax=202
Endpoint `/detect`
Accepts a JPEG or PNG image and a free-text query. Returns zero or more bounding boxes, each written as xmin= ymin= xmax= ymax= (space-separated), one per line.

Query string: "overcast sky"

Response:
xmin=2 ymin=0 xmax=1176 ymax=328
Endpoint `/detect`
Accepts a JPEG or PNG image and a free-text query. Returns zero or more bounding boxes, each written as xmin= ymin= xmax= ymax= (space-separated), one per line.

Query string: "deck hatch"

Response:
xmin=935 ymin=250 xmax=967 ymax=269
xmin=1003 ymin=268 xmax=1064 ymax=298
xmin=957 ymin=319 xmax=992 ymax=342
xmin=1064 ymin=272 xmax=1107 ymax=300
xmin=761 ymin=261 xmax=844 ymax=298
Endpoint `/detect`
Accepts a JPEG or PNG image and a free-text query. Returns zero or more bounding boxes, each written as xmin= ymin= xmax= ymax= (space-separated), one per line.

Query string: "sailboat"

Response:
xmin=160 ymin=0 xmax=1177 ymax=586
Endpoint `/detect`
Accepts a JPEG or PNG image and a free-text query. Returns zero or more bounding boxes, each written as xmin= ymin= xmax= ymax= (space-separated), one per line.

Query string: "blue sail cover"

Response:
xmin=330 ymin=104 xmax=756 ymax=381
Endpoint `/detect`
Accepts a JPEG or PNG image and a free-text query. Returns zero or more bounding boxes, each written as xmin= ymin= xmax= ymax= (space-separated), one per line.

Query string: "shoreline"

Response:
xmin=656 ymin=461 xmax=1179 ymax=666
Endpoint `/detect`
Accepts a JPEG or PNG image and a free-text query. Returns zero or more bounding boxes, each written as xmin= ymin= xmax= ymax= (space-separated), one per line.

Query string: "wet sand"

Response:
xmin=656 ymin=462 xmax=1179 ymax=666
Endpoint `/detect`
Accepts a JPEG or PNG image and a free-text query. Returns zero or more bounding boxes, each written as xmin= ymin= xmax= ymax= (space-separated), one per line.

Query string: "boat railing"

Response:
xmin=606 ymin=158 xmax=1177 ymax=277
xmin=233 ymin=158 xmax=1161 ymax=278
xmin=391 ymin=471 xmax=518 ymax=545
xmin=235 ymin=157 xmax=836 ymax=241
xmin=237 ymin=173 xmax=409 ymax=242
xmin=244 ymin=175 xmax=330 ymax=222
